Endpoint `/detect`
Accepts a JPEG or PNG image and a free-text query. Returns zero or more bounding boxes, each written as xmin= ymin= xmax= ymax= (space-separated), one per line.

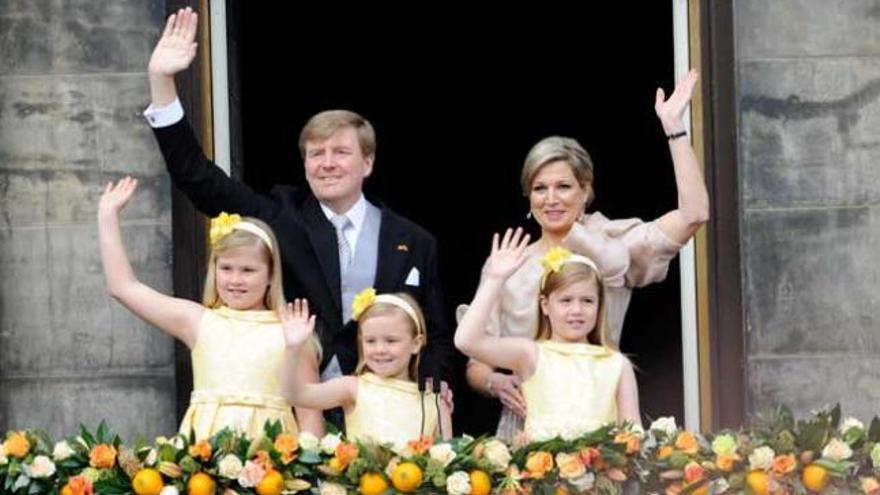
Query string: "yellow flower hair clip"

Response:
xmin=351 ymin=287 xmax=424 ymax=335
xmin=352 ymin=287 xmax=377 ymax=321
xmin=540 ymin=246 xmax=601 ymax=289
xmin=208 ymin=212 xmax=275 ymax=252
xmin=209 ymin=212 xmax=242 ymax=246
xmin=541 ymin=246 xmax=572 ymax=275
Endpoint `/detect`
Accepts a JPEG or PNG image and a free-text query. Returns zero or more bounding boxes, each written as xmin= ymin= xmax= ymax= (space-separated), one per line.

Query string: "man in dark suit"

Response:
xmin=144 ymin=8 xmax=452 ymax=401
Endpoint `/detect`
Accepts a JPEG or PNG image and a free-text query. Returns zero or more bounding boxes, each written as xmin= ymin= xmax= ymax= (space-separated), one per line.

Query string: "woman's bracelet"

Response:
xmin=667 ymin=129 xmax=688 ymax=140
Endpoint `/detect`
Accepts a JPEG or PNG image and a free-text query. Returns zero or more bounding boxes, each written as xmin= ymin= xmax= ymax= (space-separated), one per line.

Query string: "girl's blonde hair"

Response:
xmin=202 ymin=217 xmax=285 ymax=312
xmin=354 ymin=293 xmax=427 ymax=381
xmin=536 ymin=262 xmax=612 ymax=348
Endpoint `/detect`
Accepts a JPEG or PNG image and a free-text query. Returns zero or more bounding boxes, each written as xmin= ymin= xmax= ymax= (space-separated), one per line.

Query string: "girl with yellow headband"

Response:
xmin=455 ymin=228 xmax=641 ymax=441
xmin=97 ymin=177 xmax=323 ymax=439
xmin=279 ymin=290 xmax=453 ymax=448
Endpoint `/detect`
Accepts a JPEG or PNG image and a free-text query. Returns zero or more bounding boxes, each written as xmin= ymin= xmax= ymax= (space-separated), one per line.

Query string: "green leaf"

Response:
xmin=868 ymin=417 xmax=880 ymax=442
xmin=829 ymin=404 xmax=842 ymax=430
xmin=298 ymin=450 xmax=323 ymax=464
xmin=264 ymin=420 xmax=282 ymax=441
xmin=246 ymin=435 xmax=273 ymax=459
xmin=79 ymin=425 xmax=96 ymax=448
xmin=96 ymin=420 xmax=109 ymax=444
xmin=797 ymin=421 xmax=829 ymax=453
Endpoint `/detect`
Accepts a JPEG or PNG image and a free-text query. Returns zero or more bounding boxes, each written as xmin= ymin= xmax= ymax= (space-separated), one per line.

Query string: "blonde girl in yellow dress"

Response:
xmin=455 ymin=228 xmax=640 ymax=441
xmin=279 ymin=290 xmax=453 ymax=449
xmin=97 ymin=177 xmax=323 ymax=440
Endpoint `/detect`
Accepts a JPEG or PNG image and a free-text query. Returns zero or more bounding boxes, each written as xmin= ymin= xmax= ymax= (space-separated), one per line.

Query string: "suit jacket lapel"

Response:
xmin=375 ymin=209 xmax=411 ymax=292
xmin=301 ymin=196 xmax=342 ymax=314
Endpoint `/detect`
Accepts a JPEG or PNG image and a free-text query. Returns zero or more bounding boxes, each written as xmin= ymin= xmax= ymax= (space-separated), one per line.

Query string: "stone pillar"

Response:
xmin=0 ymin=0 xmax=177 ymax=440
xmin=736 ymin=0 xmax=880 ymax=419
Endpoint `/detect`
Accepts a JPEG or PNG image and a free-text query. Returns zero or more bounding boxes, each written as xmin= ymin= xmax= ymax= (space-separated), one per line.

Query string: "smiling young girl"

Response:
xmin=455 ymin=228 xmax=640 ymax=441
xmin=280 ymin=290 xmax=452 ymax=448
xmin=98 ymin=177 xmax=322 ymax=439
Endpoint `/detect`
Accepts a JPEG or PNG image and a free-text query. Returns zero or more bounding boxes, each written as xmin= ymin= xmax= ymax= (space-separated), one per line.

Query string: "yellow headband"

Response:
xmin=209 ymin=212 xmax=274 ymax=252
xmin=540 ymin=246 xmax=600 ymax=289
xmin=352 ymin=288 xmax=424 ymax=336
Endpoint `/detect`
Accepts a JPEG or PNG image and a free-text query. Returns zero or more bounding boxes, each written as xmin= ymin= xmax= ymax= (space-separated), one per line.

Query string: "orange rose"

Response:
xmin=525 ymin=451 xmax=554 ymax=478
xmin=188 ymin=440 xmax=213 ymax=462
xmin=89 ymin=443 xmax=118 ymax=469
xmin=406 ymin=436 xmax=433 ymax=455
xmin=684 ymin=462 xmax=705 ymax=484
xmin=3 ymin=431 xmax=30 ymax=458
xmin=658 ymin=445 xmax=675 ymax=460
xmin=614 ymin=432 xmax=641 ymax=455
xmin=861 ymin=477 xmax=880 ymax=495
xmin=578 ymin=447 xmax=600 ymax=468
xmin=255 ymin=450 xmax=272 ymax=469
xmin=715 ymin=453 xmax=740 ymax=472
xmin=63 ymin=475 xmax=94 ymax=495
xmin=674 ymin=432 xmax=699 ymax=455
xmin=334 ymin=442 xmax=359 ymax=470
xmin=555 ymin=453 xmax=585 ymax=480
xmin=771 ymin=454 xmax=796 ymax=476
xmin=274 ymin=433 xmax=299 ymax=465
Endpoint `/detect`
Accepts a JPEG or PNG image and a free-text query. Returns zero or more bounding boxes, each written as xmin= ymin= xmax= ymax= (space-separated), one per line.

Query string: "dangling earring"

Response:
xmin=526 ymin=211 xmax=533 ymax=220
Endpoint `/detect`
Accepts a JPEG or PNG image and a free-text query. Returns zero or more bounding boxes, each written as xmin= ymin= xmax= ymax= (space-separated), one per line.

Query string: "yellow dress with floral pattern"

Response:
xmin=345 ymin=372 xmax=439 ymax=449
xmin=522 ymin=341 xmax=624 ymax=441
xmin=179 ymin=306 xmax=298 ymax=440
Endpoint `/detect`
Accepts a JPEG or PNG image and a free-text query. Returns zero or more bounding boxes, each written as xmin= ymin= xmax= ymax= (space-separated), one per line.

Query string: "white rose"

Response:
xmin=0 ymin=444 xmax=8 ymax=466
xmin=822 ymin=438 xmax=853 ymax=461
xmin=429 ymin=443 xmax=456 ymax=467
xmin=320 ymin=434 xmax=342 ymax=455
xmin=650 ymin=417 xmax=677 ymax=437
xmin=53 ymin=441 xmax=75 ymax=461
xmin=145 ymin=448 xmax=158 ymax=467
xmin=840 ymin=417 xmax=865 ymax=434
xmin=748 ymin=446 xmax=775 ymax=471
xmin=569 ymin=473 xmax=596 ymax=492
xmin=319 ymin=481 xmax=347 ymax=495
xmin=218 ymin=454 xmax=244 ymax=479
xmin=159 ymin=487 xmax=180 ymax=495
xmin=171 ymin=436 xmax=186 ymax=450
xmin=446 ymin=471 xmax=471 ymax=495
xmin=482 ymin=440 xmax=511 ymax=472
xmin=25 ymin=456 xmax=57 ymax=479
xmin=713 ymin=477 xmax=730 ymax=494
xmin=299 ymin=432 xmax=320 ymax=451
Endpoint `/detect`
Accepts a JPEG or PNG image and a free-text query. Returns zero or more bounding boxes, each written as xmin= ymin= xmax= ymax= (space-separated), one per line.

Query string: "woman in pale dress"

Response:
xmin=461 ymin=69 xmax=709 ymax=440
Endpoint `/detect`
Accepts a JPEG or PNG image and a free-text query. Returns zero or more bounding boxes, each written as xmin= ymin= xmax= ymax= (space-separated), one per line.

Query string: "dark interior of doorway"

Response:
xmin=230 ymin=3 xmax=684 ymax=435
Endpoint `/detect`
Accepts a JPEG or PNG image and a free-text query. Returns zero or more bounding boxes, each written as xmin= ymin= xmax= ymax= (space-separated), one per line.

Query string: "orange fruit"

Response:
xmin=390 ymin=462 xmax=423 ymax=493
xmin=469 ymin=470 xmax=491 ymax=495
xmin=802 ymin=464 xmax=830 ymax=493
xmin=360 ymin=472 xmax=390 ymax=495
xmin=745 ymin=470 xmax=769 ymax=495
xmin=256 ymin=469 xmax=284 ymax=495
xmin=187 ymin=472 xmax=216 ymax=495
xmin=133 ymin=468 xmax=165 ymax=495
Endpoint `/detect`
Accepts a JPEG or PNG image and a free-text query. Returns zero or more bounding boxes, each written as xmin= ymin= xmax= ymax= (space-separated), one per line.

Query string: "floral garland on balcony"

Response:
xmin=2 ymin=405 xmax=879 ymax=495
